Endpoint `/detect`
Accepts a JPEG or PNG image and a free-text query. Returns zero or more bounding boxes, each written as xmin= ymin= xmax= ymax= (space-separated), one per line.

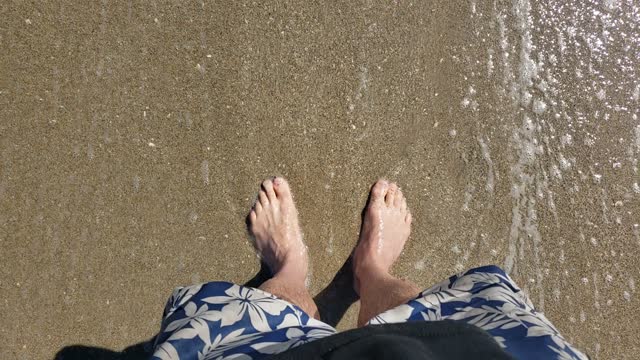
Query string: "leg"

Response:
xmin=355 ymin=268 xmax=421 ymax=326
xmin=259 ymin=276 xmax=319 ymax=319
xmin=353 ymin=179 xmax=420 ymax=326
xmin=152 ymin=177 xmax=328 ymax=360
xmin=249 ymin=177 xmax=319 ymax=318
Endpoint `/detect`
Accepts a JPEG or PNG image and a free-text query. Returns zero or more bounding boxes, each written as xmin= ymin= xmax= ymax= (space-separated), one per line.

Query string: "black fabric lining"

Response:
xmin=268 ymin=320 xmax=516 ymax=360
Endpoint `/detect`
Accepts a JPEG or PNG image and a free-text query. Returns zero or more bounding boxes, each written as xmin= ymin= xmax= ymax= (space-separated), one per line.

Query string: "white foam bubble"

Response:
xmin=462 ymin=185 xmax=474 ymax=211
xmin=521 ymin=90 xmax=533 ymax=107
xmin=533 ymin=99 xmax=547 ymax=114
xmin=559 ymin=154 xmax=571 ymax=170
xmin=584 ymin=137 xmax=595 ymax=147
xmin=603 ymin=0 xmax=620 ymax=11
xmin=560 ymin=134 xmax=573 ymax=146
xmin=189 ymin=211 xmax=198 ymax=224
xmin=201 ymin=160 xmax=210 ymax=185
xmin=478 ymin=137 xmax=495 ymax=192
xmin=487 ymin=48 xmax=495 ymax=75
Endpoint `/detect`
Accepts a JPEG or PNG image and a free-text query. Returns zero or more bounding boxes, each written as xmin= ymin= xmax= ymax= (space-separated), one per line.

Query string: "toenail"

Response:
xmin=274 ymin=178 xmax=282 ymax=185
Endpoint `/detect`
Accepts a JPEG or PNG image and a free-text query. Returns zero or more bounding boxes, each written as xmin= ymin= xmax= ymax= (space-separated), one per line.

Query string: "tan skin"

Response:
xmin=248 ymin=177 xmax=420 ymax=325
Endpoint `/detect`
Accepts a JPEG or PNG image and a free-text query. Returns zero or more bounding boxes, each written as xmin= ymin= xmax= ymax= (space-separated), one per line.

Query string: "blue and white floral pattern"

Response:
xmin=152 ymin=282 xmax=335 ymax=360
xmin=368 ymin=265 xmax=588 ymax=360
xmin=152 ymin=265 xmax=588 ymax=360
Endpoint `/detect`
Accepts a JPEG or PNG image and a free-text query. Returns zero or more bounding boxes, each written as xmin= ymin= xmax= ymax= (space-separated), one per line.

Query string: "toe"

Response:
xmin=405 ymin=212 xmax=412 ymax=224
xmin=273 ymin=177 xmax=291 ymax=198
xmin=259 ymin=190 xmax=269 ymax=207
xmin=262 ymin=178 xmax=277 ymax=202
xmin=370 ymin=179 xmax=389 ymax=203
xmin=394 ymin=188 xmax=404 ymax=208
xmin=385 ymin=182 xmax=398 ymax=206
xmin=249 ymin=209 xmax=257 ymax=222
xmin=255 ymin=201 xmax=263 ymax=213
xmin=400 ymin=197 xmax=407 ymax=212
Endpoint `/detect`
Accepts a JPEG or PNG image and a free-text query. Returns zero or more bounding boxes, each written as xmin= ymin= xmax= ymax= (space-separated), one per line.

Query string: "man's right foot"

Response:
xmin=248 ymin=177 xmax=308 ymax=283
xmin=352 ymin=179 xmax=412 ymax=295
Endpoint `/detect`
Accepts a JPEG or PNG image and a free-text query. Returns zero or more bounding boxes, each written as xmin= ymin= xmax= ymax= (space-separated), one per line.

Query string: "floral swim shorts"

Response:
xmin=151 ymin=265 xmax=588 ymax=360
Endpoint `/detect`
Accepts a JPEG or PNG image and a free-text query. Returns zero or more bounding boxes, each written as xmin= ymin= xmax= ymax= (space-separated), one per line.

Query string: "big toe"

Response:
xmin=273 ymin=177 xmax=292 ymax=199
xmin=370 ymin=179 xmax=389 ymax=203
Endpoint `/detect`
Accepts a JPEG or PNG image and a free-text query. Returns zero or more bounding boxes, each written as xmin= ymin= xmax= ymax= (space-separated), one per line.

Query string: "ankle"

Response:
xmin=354 ymin=260 xmax=389 ymax=294
xmin=273 ymin=264 xmax=308 ymax=285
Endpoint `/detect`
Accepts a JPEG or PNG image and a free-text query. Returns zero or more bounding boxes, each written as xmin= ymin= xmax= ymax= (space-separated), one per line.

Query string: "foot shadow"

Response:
xmin=312 ymin=186 xmax=373 ymax=327
xmin=53 ymin=336 xmax=155 ymax=360
xmin=242 ymin=255 xmax=359 ymax=328
xmin=243 ymin=261 xmax=272 ymax=288
xmin=313 ymin=255 xmax=359 ymax=327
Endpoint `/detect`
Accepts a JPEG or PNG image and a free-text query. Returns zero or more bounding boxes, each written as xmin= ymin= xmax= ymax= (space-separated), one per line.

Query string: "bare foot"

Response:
xmin=248 ymin=177 xmax=308 ymax=284
xmin=353 ymin=179 xmax=412 ymax=294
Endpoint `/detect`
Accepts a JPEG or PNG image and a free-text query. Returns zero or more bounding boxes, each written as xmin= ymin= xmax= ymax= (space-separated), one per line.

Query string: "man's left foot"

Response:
xmin=248 ymin=177 xmax=308 ymax=283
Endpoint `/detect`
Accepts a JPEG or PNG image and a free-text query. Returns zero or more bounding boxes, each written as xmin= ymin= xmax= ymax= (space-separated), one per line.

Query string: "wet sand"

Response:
xmin=1 ymin=1 xmax=639 ymax=359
